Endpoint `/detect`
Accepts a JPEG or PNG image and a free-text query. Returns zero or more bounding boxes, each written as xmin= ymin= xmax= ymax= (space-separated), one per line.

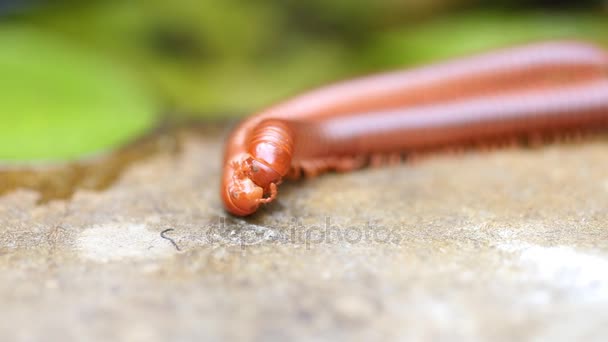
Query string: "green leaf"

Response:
xmin=0 ymin=27 xmax=158 ymax=162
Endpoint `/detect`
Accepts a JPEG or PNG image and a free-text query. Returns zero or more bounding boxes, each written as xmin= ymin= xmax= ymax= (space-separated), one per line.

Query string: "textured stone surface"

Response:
xmin=1 ymin=126 xmax=608 ymax=341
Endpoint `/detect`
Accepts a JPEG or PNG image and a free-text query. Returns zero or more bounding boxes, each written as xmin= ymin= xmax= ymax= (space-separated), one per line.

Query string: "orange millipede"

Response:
xmin=221 ymin=41 xmax=608 ymax=216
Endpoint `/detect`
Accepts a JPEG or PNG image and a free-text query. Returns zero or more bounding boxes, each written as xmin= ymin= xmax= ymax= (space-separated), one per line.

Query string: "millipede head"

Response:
xmin=222 ymin=158 xmax=265 ymax=216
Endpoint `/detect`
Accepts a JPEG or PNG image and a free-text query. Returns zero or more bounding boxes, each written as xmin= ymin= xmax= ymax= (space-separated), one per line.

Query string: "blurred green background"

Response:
xmin=0 ymin=0 xmax=606 ymax=161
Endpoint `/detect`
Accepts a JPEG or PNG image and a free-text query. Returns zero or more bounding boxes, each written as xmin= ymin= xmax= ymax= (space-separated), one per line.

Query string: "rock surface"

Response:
xmin=1 ymin=126 xmax=607 ymax=341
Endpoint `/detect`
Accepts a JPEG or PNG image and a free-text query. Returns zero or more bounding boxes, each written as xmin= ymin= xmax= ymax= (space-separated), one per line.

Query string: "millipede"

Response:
xmin=221 ymin=41 xmax=608 ymax=216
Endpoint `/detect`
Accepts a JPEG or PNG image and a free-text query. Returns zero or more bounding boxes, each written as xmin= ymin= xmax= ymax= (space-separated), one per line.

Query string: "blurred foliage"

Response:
xmin=0 ymin=26 xmax=157 ymax=161
xmin=364 ymin=11 xmax=608 ymax=68
xmin=20 ymin=0 xmax=358 ymax=116
xmin=0 ymin=0 xmax=606 ymax=161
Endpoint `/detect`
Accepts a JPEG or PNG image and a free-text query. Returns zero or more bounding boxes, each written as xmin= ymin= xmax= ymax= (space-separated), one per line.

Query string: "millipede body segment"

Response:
xmin=221 ymin=41 xmax=608 ymax=216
